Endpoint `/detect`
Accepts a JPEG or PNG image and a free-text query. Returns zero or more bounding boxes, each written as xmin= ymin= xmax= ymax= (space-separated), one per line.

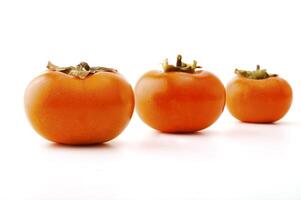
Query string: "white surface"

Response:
xmin=0 ymin=0 xmax=301 ymax=199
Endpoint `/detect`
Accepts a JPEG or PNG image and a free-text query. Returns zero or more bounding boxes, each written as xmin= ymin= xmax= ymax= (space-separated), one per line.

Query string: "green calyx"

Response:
xmin=235 ymin=65 xmax=278 ymax=80
xmin=47 ymin=61 xmax=117 ymax=79
xmin=162 ymin=55 xmax=202 ymax=73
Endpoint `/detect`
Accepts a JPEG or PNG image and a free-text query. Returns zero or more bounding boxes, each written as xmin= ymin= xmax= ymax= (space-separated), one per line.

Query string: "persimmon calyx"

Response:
xmin=162 ymin=55 xmax=202 ymax=73
xmin=235 ymin=65 xmax=278 ymax=80
xmin=47 ymin=61 xmax=117 ymax=79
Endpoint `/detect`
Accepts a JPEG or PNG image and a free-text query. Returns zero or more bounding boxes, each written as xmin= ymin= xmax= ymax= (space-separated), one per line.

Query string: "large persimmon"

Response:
xmin=25 ymin=62 xmax=134 ymax=145
xmin=135 ymin=55 xmax=226 ymax=133
xmin=226 ymin=65 xmax=292 ymax=123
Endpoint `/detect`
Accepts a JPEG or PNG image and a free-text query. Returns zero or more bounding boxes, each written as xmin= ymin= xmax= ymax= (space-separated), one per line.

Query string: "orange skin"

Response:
xmin=226 ymin=76 xmax=292 ymax=123
xmin=24 ymin=71 xmax=134 ymax=145
xmin=135 ymin=70 xmax=226 ymax=133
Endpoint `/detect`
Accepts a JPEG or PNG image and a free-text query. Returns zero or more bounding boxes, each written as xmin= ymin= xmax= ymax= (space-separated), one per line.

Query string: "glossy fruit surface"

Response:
xmin=25 ymin=62 xmax=134 ymax=145
xmin=226 ymin=65 xmax=292 ymax=123
xmin=135 ymin=55 xmax=225 ymax=133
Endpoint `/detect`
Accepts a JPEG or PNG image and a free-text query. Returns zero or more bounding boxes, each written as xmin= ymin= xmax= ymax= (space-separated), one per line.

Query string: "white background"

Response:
xmin=0 ymin=0 xmax=301 ymax=199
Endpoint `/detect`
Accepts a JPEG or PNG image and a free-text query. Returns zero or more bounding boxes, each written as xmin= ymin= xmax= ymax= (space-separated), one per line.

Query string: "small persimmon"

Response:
xmin=226 ymin=65 xmax=292 ymax=123
xmin=24 ymin=62 xmax=134 ymax=145
xmin=135 ymin=55 xmax=226 ymax=133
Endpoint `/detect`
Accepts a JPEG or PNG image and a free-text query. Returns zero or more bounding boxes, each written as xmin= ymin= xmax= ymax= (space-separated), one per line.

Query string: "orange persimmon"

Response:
xmin=135 ymin=55 xmax=226 ymax=133
xmin=226 ymin=65 xmax=292 ymax=123
xmin=24 ymin=62 xmax=134 ymax=145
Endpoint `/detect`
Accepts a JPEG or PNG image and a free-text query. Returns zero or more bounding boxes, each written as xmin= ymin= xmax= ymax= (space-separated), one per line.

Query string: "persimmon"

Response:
xmin=24 ymin=62 xmax=134 ymax=145
xmin=135 ymin=55 xmax=226 ymax=133
xmin=226 ymin=65 xmax=292 ymax=123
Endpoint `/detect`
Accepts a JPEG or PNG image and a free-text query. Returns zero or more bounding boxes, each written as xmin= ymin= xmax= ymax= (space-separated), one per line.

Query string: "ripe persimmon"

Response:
xmin=135 ymin=55 xmax=226 ymax=133
xmin=24 ymin=62 xmax=134 ymax=145
xmin=226 ymin=65 xmax=292 ymax=123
